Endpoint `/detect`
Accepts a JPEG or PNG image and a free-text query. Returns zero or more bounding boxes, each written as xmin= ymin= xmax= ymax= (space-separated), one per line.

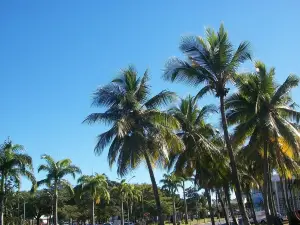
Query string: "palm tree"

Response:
xmin=126 ymin=184 xmax=141 ymax=222
xmin=77 ymin=173 xmax=110 ymax=225
xmin=37 ymin=154 xmax=81 ymax=225
xmin=0 ymin=139 xmax=36 ymax=225
xmin=164 ymin=24 xmax=252 ymax=225
xmin=226 ymin=61 xmax=300 ymax=225
xmin=178 ymin=175 xmax=190 ymax=224
xmin=160 ymin=173 xmax=182 ymax=225
xmin=167 ymin=96 xmax=218 ymax=224
xmin=111 ymin=179 xmax=133 ymax=225
xmin=84 ymin=66 xmax=183 ymax=225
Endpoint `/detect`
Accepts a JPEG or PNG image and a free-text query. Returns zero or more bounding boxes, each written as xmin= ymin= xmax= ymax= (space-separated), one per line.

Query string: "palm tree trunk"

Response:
xmin=121 ymin=198 xmax=124 ymax=225
xmin=279 ymin=176 xmax=290 ymax=219
xmin=268 ymin=164 xmax=276 ymax=216
xmin=54 ymin=183 xmax=58 ymax=225
xmin=182 ymin=181 xmax=188 ymax=224
xmin=263 ymin=142 xmax=272 ymax=225
xmin=288 ymin=179 xmax=296 ymax=211
xmin=223 ymin=185 xmax=238 ymax=225
xmin=247 ymin=191 xmax=259 ymax=225
xmin=217 ymin=190 xmax=229 ymax=225
xmin=172 ymin=196 xmax=176 ymax=225
xmin=0 ymin=175 xmax=4 ymax=225
xmin=144 ymin=153 xmax=164 ymax=225
xmin=92 ymin=199 xmax=95 ymax=225
xmin=219 ymin=95 xmax=250 ymax=225
xmin=128 ymin=200 xmax=130 ymax=222
xmin=204 ymin=188 xmax=215 ymax=225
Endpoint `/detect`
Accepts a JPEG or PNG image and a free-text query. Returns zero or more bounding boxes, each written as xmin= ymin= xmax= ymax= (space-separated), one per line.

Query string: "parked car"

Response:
xmin=103 ymin=223 xmax=113 ymax=225
xmin=124 ymin=222 xmax=134 ymax=225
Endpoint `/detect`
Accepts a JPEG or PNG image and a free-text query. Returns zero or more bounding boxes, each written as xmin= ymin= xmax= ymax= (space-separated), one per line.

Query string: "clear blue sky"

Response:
xmin=1 ymin=1 xmax=300 ymax=190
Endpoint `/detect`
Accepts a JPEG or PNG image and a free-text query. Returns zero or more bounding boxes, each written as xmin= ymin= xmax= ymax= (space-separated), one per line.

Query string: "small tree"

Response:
xmin=77 ymin=173 xmax=110 ymax=225
xmin=37 ymin=154 xmax=81 ymax=225
xmin=0 ymin=139 xmax=36 ymax=225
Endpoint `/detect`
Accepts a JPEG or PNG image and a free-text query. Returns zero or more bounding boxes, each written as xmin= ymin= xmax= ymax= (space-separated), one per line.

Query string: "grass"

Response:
xmin=164 ymin=218 xmax=225 ymax=225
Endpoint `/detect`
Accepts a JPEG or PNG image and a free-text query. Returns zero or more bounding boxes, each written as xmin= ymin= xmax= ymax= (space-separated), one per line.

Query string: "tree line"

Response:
xmin=1 ymin=24 xmax=300 ymax=225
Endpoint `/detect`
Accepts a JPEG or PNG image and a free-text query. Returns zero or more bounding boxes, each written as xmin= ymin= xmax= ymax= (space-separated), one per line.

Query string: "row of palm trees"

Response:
xmin=85 ymin=24 xmax=300 ymax=225
xmin=0 ymin=141 xmax=149 ymax=225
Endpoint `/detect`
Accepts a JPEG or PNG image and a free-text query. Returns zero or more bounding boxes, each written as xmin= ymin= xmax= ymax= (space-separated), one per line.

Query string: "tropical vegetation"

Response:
xmin=2 ymin=23 xmax=300 ymax=225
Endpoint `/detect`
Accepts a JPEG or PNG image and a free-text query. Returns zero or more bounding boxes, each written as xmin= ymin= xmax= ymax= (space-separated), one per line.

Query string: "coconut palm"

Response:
xmin=77 ymin=173 xmax=110 ymax=225
xmin=0 ymin=139 xmax=36 ymax=225
xmin=167 ymin=95 xmax=217 ymax=224
xmin=37 ymin=154 xmax=81 ymax=225
xmin=111 ymin=179 xmax=133 ymax=225
xmin=226 ymin=61 xmax=300 ymax=225
xmin=126 ymin=184 xmax=141 ymax=222
xmin=164 ymin=24 xmax=252 ymax=225
xmin=168 ymin=95 xmax=217 ymax=174
xmin=160 ymin=173 xmax=182 ymax=225
xmin=84 ymin=66 xmax=183 ymax=225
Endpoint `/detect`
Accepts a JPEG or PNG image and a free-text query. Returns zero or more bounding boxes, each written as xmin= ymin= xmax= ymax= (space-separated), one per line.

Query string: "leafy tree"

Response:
xmin=226 ymin=61 xmax=300 ymax=225
xmin=0 ymin=139 xmax=36 ymax=225
xmin=37 ymin=154 xmax=81 ymax=225
xmin=84 ymin=66 xmax=183 ymax=225
xmin=26 ymin=189 xmax=52 ymax=225
xmin=164 ymin=24 xmax=252 ymax=225
xmin=77 ymin=173 xmax=110 ymax=225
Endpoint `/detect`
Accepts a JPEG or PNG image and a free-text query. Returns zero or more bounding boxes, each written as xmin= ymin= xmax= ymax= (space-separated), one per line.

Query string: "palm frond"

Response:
xmin=271 ymin=74 xmax=300 ymax=105
xmin=144 ymin=90 xmax=177 ymax=109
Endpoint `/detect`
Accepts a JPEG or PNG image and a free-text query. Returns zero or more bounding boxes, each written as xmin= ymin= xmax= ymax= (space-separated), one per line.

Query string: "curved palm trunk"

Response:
xmin=217 ymin=190 xmax=229 ymax=225
xmin=220 ymin=96 xmax=250 ymax=225
xmin=172 ymin=196 xmax=176 ymax=225
xmin=92 ymin=199 xmax=95 ymax=225
xmin=182 ymin=181 xmax=188 ymax=224
xmin=144 ymin=154 xmax=164 ymax=225
xmin=204 ymin=188 xmax=215 ymax=225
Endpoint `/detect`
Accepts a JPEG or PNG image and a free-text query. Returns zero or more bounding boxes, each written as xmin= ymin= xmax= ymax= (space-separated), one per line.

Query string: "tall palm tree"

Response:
xmin=111 ymin=179 xmax=133 ymax=225
xmin=77 ymin=173 xmax=110 ymax=225
xmin=0 ymin=139 xmax=36 ymax=225
xmin=167 ymin=95 xmax=217 ymax=174
xmin=164 ymin=24 xmax=252 ymax=225
xmin=37 ymin=154 xmax=81 ymax=225
xmin=84 ymin=66 xmax=183 ymax=225
xmin=168 ymin=95 xmax=217 ymax=224
xmin=226 ymin=61 xmax=300 ymax=225
xmin=160 ymin=173 xmax=182 ymax=225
